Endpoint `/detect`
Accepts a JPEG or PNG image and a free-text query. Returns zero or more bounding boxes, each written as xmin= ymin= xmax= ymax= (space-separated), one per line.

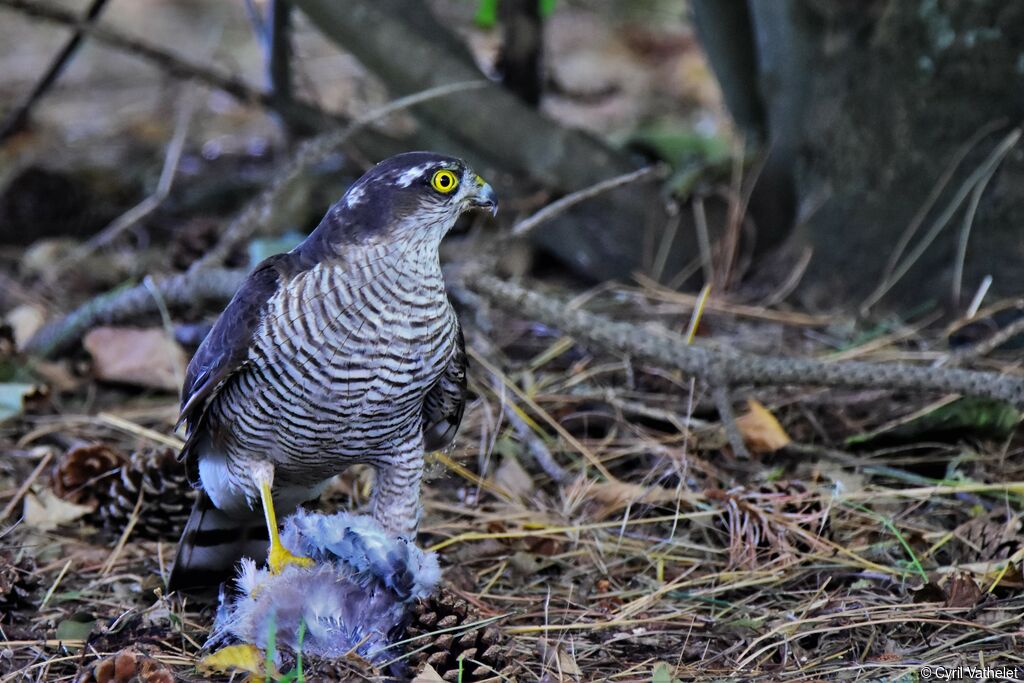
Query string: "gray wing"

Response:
xmin=422 ymin=321 xmax=467 ymax=451
xmin=177 ymin=254 xmax=294 ymax=480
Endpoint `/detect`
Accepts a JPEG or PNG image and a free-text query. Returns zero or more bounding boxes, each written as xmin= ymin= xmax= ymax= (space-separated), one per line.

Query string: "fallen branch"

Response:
xmin=466 ymin=274 xmax=1024 ymax=409
xmin=25 ymin=269 xmax=246 ymax=358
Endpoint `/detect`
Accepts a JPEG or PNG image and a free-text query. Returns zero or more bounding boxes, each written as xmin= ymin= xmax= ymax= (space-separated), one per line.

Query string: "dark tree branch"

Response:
xmin=267 ymin=0 xmax=294 ymax=107
xmin=292 ymin=0 xmax=638 ymax=190
xmin=0 ymin=0 xmax=109 ymax=142
xmin=293 ymin=0 xmax=676 ymax=282
xmin=498 ymin=0 xmax=544 ymax=106
xmin=0 ymin=0 xmax=334 ymax=132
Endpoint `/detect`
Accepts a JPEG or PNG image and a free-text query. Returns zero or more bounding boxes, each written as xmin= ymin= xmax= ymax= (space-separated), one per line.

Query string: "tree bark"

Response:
xmin=696 ymin=0 xmax=1024 ymax=312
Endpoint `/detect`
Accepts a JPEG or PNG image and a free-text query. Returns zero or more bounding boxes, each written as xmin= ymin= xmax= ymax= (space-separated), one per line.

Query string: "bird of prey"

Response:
xmin=168 ymin=152 xmax=496 ymax=591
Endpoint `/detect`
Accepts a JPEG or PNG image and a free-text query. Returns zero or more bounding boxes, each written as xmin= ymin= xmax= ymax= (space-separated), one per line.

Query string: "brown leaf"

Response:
xmin=736 ymin=400 xmax=791 ymax=454
xmin=575 ymin=478 xmax=680 ymax=509
xmin=493 ymin=454 xmax=534 ymax=500
xmin=537 ymin=639 xmax=582 ymax=680
xmin=944 ymin=572 xmax=982 ymax=608
xmin=83 ymin=327 xmax=187 ymax=391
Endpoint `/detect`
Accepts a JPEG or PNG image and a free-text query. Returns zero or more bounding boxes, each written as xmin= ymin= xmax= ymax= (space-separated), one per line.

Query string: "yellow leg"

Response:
xmin=258 ymin=480 xmax=313 ymax=574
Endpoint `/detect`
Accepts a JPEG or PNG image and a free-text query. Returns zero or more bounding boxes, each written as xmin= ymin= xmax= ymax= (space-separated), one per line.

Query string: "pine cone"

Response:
xmin=53 ymin=445 xmax=195 ymax=542
xmin=52 ymin=443 xmax=126 ymax=506
xmin=952 ymin=510 xmax=1022 ymax=563
xmin=94 ymin=448 xmax=196 ymax=542
xmin=406 ymin=587 xmax=516 ymax=682
xmin=74 ymin=648 xmax=174 ymax=683
xmin=0 ymin=550 xmax=38 ymax=617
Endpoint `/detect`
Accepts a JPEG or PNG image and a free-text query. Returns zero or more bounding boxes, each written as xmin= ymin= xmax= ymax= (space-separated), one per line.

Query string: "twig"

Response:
xmin=468 ymin=347 xmax=617 ymax=481
xmin=465 ymin=273 xmax=1024 ymax=408
xmin=692 ymin=196 xmax=714 ymax=287
xmin=100 ymin=485 xmax=144 ymax=576
xmin=193 ymin=79 xmax=487 ymax=269
xmin=25 ymin=268 xmax=247 ymax=358
xmin=511 ymin=165 xmax=666 ymax=237
xmin=58 ymin=87 xmax=197 ymax=271
xmin=37 ymin=558 xmax=71 ymax=610
xmin=946 ymin=315 xmax=1024 ymax=366
xmin=0 ymin=0 xmax=108 ymax=142
xmin=0 ymin=451 xmax=53 ymax=521
xmin=505 ymin=400 xmax=572 ymax=485
xmin=0 ymin=0 xmax=331 ymax=130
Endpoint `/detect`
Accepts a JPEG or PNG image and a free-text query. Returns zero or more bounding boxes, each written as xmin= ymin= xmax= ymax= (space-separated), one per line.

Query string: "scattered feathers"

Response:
xmin=209 ymin=510 xmax=440 ymax=665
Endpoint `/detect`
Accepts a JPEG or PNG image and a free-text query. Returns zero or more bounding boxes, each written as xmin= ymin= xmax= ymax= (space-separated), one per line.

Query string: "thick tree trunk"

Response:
xmin=697 ymin=0 xmax=1024 ymax=312
xmin=795 ymin=0 xmax=1024 ymax=311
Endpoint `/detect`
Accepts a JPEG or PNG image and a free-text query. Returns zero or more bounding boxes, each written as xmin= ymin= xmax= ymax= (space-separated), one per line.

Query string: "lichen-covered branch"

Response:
xmin=467 ymin=274 xmax=1024 ymax=409
xmin=25 ymin=269 xmax=247 ymax=358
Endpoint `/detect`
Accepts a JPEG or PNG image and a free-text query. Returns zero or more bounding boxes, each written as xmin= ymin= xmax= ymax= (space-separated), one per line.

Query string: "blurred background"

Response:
xmin=2 ymin=0 xmax=1022 ymax=317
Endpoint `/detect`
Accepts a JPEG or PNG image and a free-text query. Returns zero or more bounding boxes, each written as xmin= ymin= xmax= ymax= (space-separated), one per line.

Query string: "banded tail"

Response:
xmin=168 ymin=490 xmax=269 ymax=594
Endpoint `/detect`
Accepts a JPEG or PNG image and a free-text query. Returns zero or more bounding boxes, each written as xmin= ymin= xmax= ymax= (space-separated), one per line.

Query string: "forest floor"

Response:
xmin=1 ymin=1 xmax=1023 ymax=682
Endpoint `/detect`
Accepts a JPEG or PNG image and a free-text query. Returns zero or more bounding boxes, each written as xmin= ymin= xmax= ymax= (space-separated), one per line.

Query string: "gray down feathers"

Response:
xmin=209 ymin=510 xmax=440 ymax=664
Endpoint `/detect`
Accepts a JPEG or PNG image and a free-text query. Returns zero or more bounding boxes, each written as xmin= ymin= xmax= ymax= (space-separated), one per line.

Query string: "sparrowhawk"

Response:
xmin=168 ymin=152 xmax=496 ymax=591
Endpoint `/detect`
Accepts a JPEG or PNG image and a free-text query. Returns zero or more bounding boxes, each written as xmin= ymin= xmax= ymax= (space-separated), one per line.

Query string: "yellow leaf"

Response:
xmin=736 ymin=400 xmax=791 ymax=454
xmin=197 ymin=644 xmax=266 ymax=677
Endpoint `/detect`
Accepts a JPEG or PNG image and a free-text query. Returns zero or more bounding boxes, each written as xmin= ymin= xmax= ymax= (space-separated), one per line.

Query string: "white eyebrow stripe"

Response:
xmin=395 ymin=163 xmax=433 ymax=187
xmin=344 ymin=184 xmax=366 ymax=207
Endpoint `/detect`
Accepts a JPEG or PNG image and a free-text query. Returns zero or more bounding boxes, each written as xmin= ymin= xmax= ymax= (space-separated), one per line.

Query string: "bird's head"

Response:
xmin=315 ymin=152 xmax=498 ymax=248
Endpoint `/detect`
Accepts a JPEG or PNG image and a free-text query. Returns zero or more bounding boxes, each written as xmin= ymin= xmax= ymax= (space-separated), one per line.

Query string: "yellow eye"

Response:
xmin=430 ymin=169 xmax=459 ymax=194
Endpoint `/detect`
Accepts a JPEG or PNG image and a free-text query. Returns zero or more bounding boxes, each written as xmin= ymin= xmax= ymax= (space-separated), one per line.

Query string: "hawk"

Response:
xmin=168 ymin=152 xmax=496 ymax=591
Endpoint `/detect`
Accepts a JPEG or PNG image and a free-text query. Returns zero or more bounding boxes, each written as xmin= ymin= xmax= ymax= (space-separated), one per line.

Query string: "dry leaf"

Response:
xmin=412 ymin=664 xmax=446 ymax=682
xmin=197 ymin=644 xmax=266 ymax=677
xmin=538 ymin=638 xmax=582 ymax=680
xmin=494 ymin=454 xmax=534 ymax=499
xmin=576 ymin=478 xmax=680 ymax=509
xmin=83 ymin=326 xmax=187 ymax=391
xmin=736 ymin=400 xmax=791 ymax=454
xmin=945 ymin=572 xmax=982 ymax=608
xmin=4 ymin=303 xmax=45 ymax=350
xmin=23 ymin=489 xmax=93 ymax=531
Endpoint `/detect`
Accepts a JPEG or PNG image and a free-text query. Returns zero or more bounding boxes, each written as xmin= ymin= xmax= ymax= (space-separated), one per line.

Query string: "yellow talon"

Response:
xmin=268 ymin=541 xmax=314 ymax=574
xmin=258 ymin=478 xmax=314 ymax=574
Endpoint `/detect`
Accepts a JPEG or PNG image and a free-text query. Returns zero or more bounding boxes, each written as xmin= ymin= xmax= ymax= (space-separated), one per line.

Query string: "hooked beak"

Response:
xmin=468 ymin=176 xmax=498 ymax=216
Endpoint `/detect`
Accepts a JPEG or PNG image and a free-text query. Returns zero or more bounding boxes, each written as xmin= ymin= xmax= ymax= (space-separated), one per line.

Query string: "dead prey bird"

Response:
xmin=169 ymin=152 xmax=496 ymax=591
